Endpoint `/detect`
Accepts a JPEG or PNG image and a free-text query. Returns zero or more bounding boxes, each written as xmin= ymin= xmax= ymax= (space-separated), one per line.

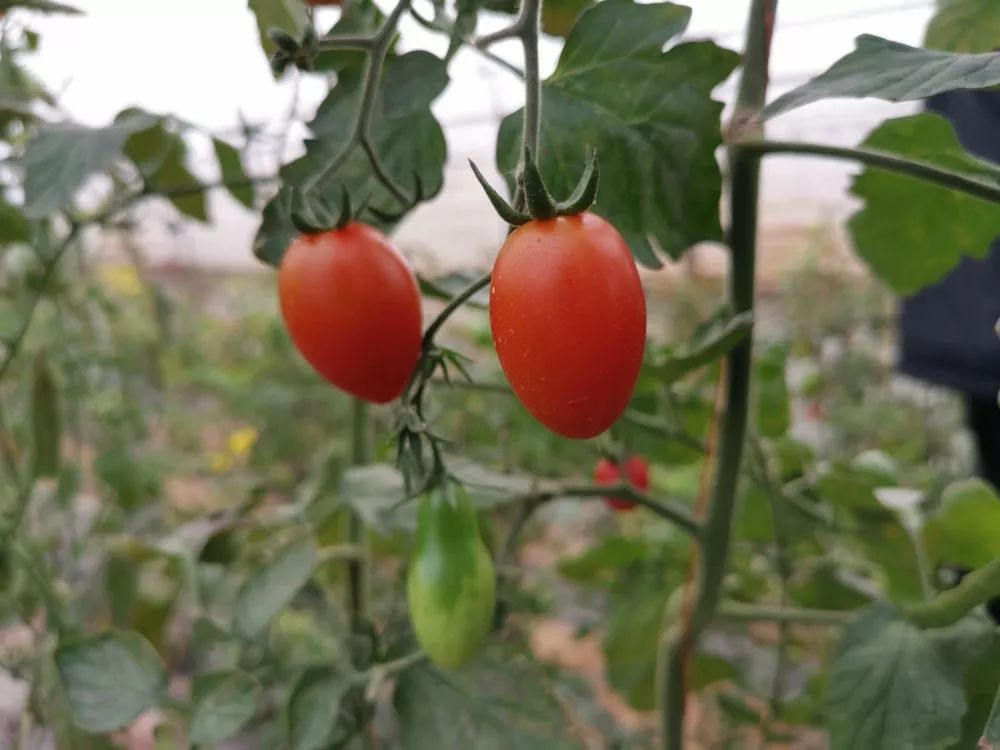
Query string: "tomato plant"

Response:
xmin=278 ymin=223 xmax=422 ymax=404
xmin=2 ymin=0 xmax=1000 ymax=748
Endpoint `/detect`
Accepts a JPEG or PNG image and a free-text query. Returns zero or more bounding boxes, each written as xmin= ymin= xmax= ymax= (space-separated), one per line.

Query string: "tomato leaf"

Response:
xmin=754 ymin=343 xmax=790 ymax=439
xmin=848 ymin=113 xmax=1000 ymax=294
xmin=124 ymin=118 xmax=208 ymax=222
xmin=56 ymin=631 xmax=167 ymax=733
xmin=764 ymin=36 xmax=1000 ymax=118
xmin=827 ymin=603 xmax=992 ymax=750
xmin=286 ymin=667 xmax=349 ymax=750
xmin=418 ymin=271 xmax=489 ymax=309
xmin=22 ymin=111 xmax=157 ymax=217
xmin=557 ymin=536 xmax=651 ymax=584
xmin=983 ymin=679 xmax=1000 ymax=749
xmin=650 ymin=311 xmax=754 ymax=383
xmin=394 ymin=647 xmax=572 ymax=749
xmin=233 ymin=539 xmax=316 ymax=639
xmin=925 ymin=0 xmax=1000 ymax=53
xmin=188 ymin=670 xmax=260 ymax=744
xmin=213 ymin=138 xmax=254 ymax=209
xmin=496 ymin=0 xmax=740 ymax=267
xmin=924 ymin=478 xmax=1000 ymax=570
xmin=254 ymin=51 xmax=448 ymax=266
xmin=0 ymin=0 xmax=82 ymax=13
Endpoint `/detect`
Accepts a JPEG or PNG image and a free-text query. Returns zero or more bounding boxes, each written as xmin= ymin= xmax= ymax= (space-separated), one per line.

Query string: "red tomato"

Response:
xmin=279 ymin=224 xmax=422 ymax=403
xmin=490 ymin=213 xmax=646 ymax=438
xmin=594 ymin=456 xmax=650 ymax=511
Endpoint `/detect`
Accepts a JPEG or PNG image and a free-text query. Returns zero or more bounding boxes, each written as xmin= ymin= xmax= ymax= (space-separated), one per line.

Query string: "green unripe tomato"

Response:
xmin=407 ymin=485 xmax=496 ymax=669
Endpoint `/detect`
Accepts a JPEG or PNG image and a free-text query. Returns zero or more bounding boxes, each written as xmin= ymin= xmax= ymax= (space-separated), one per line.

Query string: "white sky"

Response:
xmin=11 ymin=0 xmax=935 ymax=270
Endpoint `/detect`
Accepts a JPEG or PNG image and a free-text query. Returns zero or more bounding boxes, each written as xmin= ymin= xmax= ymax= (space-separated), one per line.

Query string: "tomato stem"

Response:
xmin=306 ymin=0 xmax=415 ymax=206
xmin=905 ymin=558 xmax=1000 ymax=629
xmin=736 ymin=139 xmax=1000 ymax=204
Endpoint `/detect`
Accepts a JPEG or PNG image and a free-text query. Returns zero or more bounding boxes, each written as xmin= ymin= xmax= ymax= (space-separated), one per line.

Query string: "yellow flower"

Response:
xmin=99 ymin=264 xmax=143 ymax=298
xmin=227 ymin=426 xmax=259 ymax=459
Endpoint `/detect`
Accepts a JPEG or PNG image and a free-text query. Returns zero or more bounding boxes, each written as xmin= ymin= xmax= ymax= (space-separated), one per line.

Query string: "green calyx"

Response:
xmin=268 ymin=25 xmax=319 ymax=76
xmin=470 ymin=146 xmax=599 ymax=225
xmin=290 ymin=189 xmax=364 ymax=234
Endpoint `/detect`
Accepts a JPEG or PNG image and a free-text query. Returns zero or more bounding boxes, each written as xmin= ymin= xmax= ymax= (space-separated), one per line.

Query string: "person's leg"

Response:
xmin=965 ymin=393 xmax=1000 ymax=489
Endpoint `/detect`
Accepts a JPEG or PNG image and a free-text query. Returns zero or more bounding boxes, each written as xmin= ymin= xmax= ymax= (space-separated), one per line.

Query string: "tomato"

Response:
xmin=490 ymin=213 xmax=646 ymax=438
xmin=407 ymin=486 xmax=496 ymax=668
xmin=594 ymin=455 xmax=650 ymax=512
xmin=279 ymin=224 xmax=422 ymax=403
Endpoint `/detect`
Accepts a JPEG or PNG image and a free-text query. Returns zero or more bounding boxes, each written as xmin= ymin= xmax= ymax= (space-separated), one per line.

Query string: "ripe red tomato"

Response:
xmin=594 ymin=455 xmax=650 ymax=511
xmin=279 ymin=224 xmax=422 ymax=403
xmin=490 ymin=213 xmax=646 ymax=438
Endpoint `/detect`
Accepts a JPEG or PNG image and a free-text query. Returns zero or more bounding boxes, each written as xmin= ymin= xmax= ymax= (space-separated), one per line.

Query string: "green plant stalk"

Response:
xmin=736 ymin=140 xmax=1000 ymax=204
xmin=748 ymin=436 xmax=794 ymax=716
xmin=904 ymin=557 xmax=1000 ymax=629
xmin=659 ymin=1 xmax=774 ymax=747
xmin=348 ymin=399 xmax=371 ymax=632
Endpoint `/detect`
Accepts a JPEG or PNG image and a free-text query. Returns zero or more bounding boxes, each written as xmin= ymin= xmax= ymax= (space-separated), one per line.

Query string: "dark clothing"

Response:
xmin=966 ymin=394 xmax=1000 ymax=489
xmin=897 ymin=89 xmax=1000 ymax=486
xmin=898 ymin=91 xmax=1000 ymax=399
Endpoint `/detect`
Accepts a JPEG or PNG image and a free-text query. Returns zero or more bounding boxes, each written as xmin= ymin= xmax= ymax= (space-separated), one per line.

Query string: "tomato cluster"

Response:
xmin=277 ymin=201 xmax=646 ymax=667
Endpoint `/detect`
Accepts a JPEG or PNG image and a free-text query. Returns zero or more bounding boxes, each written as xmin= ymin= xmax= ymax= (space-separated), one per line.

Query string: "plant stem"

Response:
xmin=307 ymin=0 xmax=411 ymax=201
xmin=548 ymin=483 xmax=699 ymax=534
xmin=904 ymin=557 xmax=1000 ymax=629
xmin=716 ymin=601 xmax=853 ymax=626
xmin=659 ymin=2 xmax=775 ymax=748
xmin=347 ymin=399 xmax=371 ymax=632
xmin=420 ymin=273 xmax=491 ymax=349
xmin=736 ymin=140 xmax=1000 ymax=205
xmin=409 ymin=5 xmax=525 ymax=78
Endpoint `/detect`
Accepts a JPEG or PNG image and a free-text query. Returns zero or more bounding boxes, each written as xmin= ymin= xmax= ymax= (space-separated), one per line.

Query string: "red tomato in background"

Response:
xmin=489 ymin=213 xmax=646 ymax=439
xmin=279 ymin=224 xmax=422 ymax=403
xmin=594 ymin=456 xmax=650 ymax=511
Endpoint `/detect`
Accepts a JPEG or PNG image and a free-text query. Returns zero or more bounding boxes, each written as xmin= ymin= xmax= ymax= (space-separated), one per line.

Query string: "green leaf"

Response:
xmin=827 ymin=603 xmax=992 ymax=750
xmin=496 ymin=0 xmax=740 ymax=266
xmin=124 ymin=119 xmax=207 ymax=222
xmin=847 ymin=113 xmax=1000 ymax=294
xmin=960 ymin=638 xmax=1000 ymax=750
xmin=394 ymin=648 xmax=572 ymax=749
xmin=0 ymin=0 xmax=82 ymax=13
xmin=557 ymin=536 xmax=651 ymax=583
xmin=788 ymin=561 xmax=872 ymax=612
xmin=23 ymin=111 xmax=157 ymax=217
xmin=925 ymin=0 xmax=1000 ymax=53
xmin=925 ymin=478 xmax=1000 ymax=570
xmin=30 ymin=352 xmax=60 ymax=479
xmin=603 ymin=570 xmax=673 ymax=710
xmin=214 ymin=138 xmax=254 ymax=209
xmin=764 ymin=35 xmax=1000 ymax=118
xmin=983 ymin=678 xmax=1000 ymax=749
xmin=286 ymin=667 xmax=347 ymax=750
xmin=247 ymin=0 xmax=308 ymax=60
xmin=754 ymin=344 xmax=790 ymax=438
xmin=314 ymin=0 xmax=385 ymax=74
xmin=650 ymin=311 xmax=754 ymax=383
xmin=0 ymin=199 xmax=29 ymax=243
xmin=56 ymin=631 xmax=167 ymax=733
xmin=188 ymin=670 xmax=260 ymax=744
xmin=418 ymin=271 xmax=489 ymax=310
xmin=234 ymin=539 xmax=316 ymax=639
xmin=254 ymin=51 xmax=448 ymax=266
